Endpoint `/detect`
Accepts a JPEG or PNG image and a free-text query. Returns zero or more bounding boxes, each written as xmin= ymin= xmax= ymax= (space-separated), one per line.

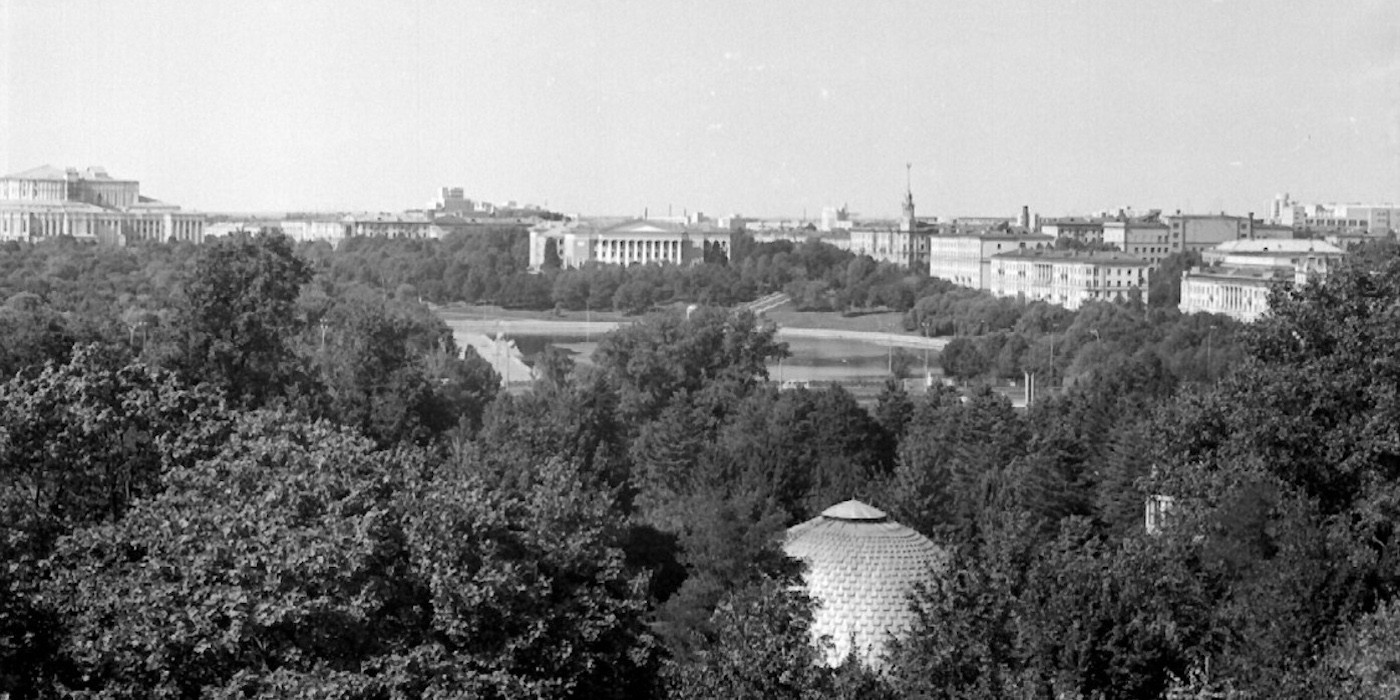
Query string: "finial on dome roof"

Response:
xmin=821 ymin=499 xmax=888 ymax=521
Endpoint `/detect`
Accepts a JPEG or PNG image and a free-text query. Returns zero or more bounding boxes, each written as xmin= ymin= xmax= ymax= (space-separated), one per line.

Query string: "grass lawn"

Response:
xmin=434 ymin=303 xmax=630 ymax=324
xmin=760 ymin=307 xmax=913 ymax=334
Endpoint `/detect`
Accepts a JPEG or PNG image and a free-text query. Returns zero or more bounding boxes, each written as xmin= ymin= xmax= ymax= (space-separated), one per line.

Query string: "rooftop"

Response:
xmin=1185 ymin=263 xmax=1292 ymax=282
xmin=993 ymin=248 xmax=1151 ymax=265
xmin=1209 ymin=239 xmax=1344 ymax=255
xmin=2 ymin=165 xmax=135 ymax=182
xmin=934 ymin=230 xmax=1052 ymax=241
xmin=784 ymin=499 xmax=946 ymax=668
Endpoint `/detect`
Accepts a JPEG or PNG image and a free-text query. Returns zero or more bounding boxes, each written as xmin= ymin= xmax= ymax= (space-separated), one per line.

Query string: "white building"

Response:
xmin=1269 ymin=194 xmax=1400 ymax=233
xmin=0 ymin=165 xmax=205 ymax=244
xmin=279 ymin=217 xmax=346 ymax=244
xmin=928 ymin=230 xmax=1053 ymax=290
xmin=988 ymin=249 xmax=1151 ymax=310
xmin=528 ymin=218 xmax=731 ymax=269
xmin=1038 ymin=217 xmax=1106 ymax=244
xmin=341 ymin=212 xmax=436 ymax=239
xmin=1179 ymin=239 xmax=1344 ymax=322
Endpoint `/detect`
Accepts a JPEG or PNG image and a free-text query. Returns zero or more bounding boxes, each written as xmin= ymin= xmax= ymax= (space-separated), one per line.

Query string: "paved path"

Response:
xmin=745 ymin=292 xmax=791 ymax=315
xmin=453 ymin=330 xmax=534 ymax=385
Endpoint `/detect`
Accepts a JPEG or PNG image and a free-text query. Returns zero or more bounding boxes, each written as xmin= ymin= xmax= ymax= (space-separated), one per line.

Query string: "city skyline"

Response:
xmin=4 ymin=0 xmax=1399 ymax=219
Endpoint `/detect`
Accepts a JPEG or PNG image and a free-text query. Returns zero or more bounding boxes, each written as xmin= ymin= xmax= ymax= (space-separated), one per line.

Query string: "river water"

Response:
xmin=439 ymin=316 xmax=942 ymax=391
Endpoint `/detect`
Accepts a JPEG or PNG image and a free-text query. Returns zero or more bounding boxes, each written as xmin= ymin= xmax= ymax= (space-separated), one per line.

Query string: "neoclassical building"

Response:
xmin=528 ymin=218 xmax=731 ymax=269
xmin=1179 ymin=239 xmax=1344 ymax=321
xmin=1178 ymin=268 xmax=1277 ymax=322
xmin=0 ymin=165 xmax=205 ymax=244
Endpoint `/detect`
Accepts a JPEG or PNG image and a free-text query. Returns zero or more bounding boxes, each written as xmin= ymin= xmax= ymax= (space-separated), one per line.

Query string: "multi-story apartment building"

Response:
xmin=1096 ymin=212 xmax=1293 ymax=266
xmin=928 ymin=230 xmax=1053 ymax=290
xmin=1164 ymin=212 xmax=1292 ymax=254
xmin=0 ymin=165 xmax=205 ymax=244
xmin=1101 ymin=219 xmax=1173 ymax=265
xmin=528 ymin=218 xmax=731 ymax=269
xmin=1038 ymin=217 xmax=1106 ymax=244
xmin=1269 ymin=194 xmax=1400 ymax=233
xmin=988 ymin=249 xmax=1151 ymax=310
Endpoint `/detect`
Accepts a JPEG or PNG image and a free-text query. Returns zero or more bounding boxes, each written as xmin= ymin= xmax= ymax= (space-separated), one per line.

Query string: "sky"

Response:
xmin=3 ymin=0 xmax=1399 ymax=219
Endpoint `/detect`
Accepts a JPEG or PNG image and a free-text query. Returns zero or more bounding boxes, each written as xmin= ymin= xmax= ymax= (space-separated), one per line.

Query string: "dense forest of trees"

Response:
xmin=3 ymin=231 xmax=1400 ymax=698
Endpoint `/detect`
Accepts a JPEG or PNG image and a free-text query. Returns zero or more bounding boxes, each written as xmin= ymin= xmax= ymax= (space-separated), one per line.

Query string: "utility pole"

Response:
xmin=1206 ymin=324 xmax=1216 ymax=382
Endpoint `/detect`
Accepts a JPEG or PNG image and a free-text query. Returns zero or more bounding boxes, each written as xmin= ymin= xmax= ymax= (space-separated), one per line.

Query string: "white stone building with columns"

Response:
xmin=0 ymin=165 xmax=205 ymax=244
xmin=1179 ymin=239 xmax=1345 ymax=322
xmin=528 ymin=218 xmax=731 ymax=269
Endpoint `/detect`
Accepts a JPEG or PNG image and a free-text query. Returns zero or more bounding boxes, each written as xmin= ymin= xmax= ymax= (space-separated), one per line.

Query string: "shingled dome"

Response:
xmin=783 ymin=499 xmax=946 ymax=667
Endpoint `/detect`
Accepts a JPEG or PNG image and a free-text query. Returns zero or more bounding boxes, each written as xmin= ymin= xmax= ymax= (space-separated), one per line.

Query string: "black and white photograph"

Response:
xmin=3 ymin=1 xmax=1400 ymax=697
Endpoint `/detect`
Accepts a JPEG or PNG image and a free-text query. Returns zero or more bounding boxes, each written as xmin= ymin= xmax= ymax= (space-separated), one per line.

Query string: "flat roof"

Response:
xmin=1210 ymin=239 xmax=1344 ymax=255
xmin=993 ymin=249 xmax=1151 ymax=265
xmin=933 ymin=231 xmax=1052 ymax=241
xmin=1184 ymin=265 xmax=1288 ymax=282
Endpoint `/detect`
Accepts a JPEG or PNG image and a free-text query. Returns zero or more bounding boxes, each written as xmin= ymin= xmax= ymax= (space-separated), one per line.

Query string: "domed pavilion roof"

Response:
xmin=783 ymin=499 xmax=946 ymax=667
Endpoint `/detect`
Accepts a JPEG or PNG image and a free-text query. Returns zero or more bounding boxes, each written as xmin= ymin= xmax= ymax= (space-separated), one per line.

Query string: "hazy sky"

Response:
xmin=3 ymin=1 xmax=1399 ymax=219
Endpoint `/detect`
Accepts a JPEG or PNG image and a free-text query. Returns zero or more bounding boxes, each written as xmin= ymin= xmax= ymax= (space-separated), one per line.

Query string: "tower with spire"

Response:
xmin=900 ymin=162 xmax=916 ymax=232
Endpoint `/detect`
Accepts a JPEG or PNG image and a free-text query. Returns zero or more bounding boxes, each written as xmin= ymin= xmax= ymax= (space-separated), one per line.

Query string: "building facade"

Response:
xmin=0 ymin=165 xmax=205 ymax=244
xmin=848 ymin=224 xmax=932 ymax=269
xmin=341 ymin=212 xmax=436 ymax=239
xmin=279 ymin=217 xmax=346 ymax=244
xmin=1179 ymin=239 xmax=1344 ymax=322
xmin=988 ymin=250 xmax=1151 ymax=310
xmin=1164 ymin=212 xmax=1292 ymax=254
xmin=1178 ymin=268 xmax=1278 ymax=322
xmin=1101 ymin=219 xmax=1173 ymax=265
xmin=1039 ymin=217 xmax=1106 ymax=244
xmin=1269 ymin=194 xmax=1400 ymax=233
xmin=928 ymin=231 xmax=1052 ymax=290
xmin=528 ymin=218 xmax=732 ymax=269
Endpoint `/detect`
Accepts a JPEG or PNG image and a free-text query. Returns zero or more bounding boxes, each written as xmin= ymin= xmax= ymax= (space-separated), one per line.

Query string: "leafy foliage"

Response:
xmin=43 ymin=411 xmax=657 ymax=698
xmin=175 ymin=230 xmax=314 ymax=407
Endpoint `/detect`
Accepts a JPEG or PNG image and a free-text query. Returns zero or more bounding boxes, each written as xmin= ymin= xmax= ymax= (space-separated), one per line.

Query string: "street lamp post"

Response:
xmin=1206 ymin=324 xmax=1216 ymax=382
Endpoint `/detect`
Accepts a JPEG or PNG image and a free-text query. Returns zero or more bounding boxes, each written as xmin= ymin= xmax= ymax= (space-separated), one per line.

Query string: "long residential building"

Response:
xmin=928 ymin=230 xmax=1053 ymax=290
xmin=1269 ymin=194 xmax=1400 ymax=233
xmin=988 ymin=249 xmax=1152 ymax=310
xmin=0 ymin=165 xmax=205 ymax=244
